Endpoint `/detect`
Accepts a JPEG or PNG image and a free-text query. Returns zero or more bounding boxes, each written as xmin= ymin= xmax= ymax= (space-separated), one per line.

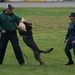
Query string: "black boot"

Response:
xmin=65 ymin=60 xmax=74 ymax=65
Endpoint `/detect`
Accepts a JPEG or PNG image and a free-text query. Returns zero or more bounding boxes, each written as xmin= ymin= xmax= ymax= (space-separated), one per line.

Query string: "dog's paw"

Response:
xmin=40 ymin=61 xmax=45 ymax=65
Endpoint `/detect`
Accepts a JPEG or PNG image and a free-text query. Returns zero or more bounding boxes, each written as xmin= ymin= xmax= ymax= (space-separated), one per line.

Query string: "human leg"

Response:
xmin=64 ymin=40 xmax=74 ymax=65
xmin=72 ymin=43 xmax=75 ymax=56
xmin=10 ymin=32 xmax=25 ymax=65
xmin=0 ymin=34 xmax=8 ymax=64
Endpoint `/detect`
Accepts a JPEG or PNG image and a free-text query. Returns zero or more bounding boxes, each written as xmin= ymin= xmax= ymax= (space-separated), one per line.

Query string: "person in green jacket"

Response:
xmin=0 ymin=4 xmax=25 ymax=65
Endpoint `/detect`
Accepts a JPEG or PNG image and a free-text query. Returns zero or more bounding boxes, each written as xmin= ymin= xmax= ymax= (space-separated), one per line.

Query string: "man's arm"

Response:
xmin=14 ymin=14 xmax=21 ymax=25
xmin=0 ymin=16 xmax=6 ymax=34
xmin=0 ymin=16 xmax=3 ymax=32
xmin=64 ymin=29 xmax=69 ymax=43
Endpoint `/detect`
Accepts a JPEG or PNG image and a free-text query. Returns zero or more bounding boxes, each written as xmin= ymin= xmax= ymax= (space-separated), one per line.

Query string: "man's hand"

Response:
xmin=72 ymin=41 xmax=75 ymax=44
xmin=1 ymin=30 xmax=6 ymax=34
xmin=64 ymin=39 xmax=67 ymax=43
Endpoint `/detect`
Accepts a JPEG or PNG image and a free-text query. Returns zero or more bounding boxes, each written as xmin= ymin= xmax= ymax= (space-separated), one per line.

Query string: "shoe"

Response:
xmin=20 ymin=63 xmax=25 ymax=66
xmin=43 ymin=48 xmax=54 ymax=54
xmin=0 ymin=63 xmax=2 ymax=65
xmin=0 ymin=62 xmax=2 ymax=65
xmin=65 ymin=61 xmax=74 ymax=65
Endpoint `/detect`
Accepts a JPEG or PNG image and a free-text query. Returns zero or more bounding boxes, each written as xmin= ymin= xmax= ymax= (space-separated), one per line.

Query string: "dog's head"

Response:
xmin=23 ymin=22 xmax=32 ymax=31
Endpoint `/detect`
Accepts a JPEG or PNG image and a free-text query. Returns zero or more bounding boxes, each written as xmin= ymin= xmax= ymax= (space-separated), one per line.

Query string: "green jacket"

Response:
xmin=0 ymin=10 xmax=21 ymax=32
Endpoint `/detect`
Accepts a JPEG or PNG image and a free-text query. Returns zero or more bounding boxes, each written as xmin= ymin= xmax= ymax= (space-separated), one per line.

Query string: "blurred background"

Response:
xmin=0 ymin=0 xmax=74 ymax=2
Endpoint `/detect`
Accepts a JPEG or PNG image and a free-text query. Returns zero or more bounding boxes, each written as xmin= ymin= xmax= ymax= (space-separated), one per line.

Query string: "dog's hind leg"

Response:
xmin=34 ymin=51 xmax=45 ymax=65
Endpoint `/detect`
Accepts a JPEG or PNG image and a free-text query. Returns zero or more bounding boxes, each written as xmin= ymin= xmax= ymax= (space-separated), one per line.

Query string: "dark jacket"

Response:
xmin=65 ymin=21 xmax=75 ymax=40
xmin=0 ymin=10 xmax=21 ymax=32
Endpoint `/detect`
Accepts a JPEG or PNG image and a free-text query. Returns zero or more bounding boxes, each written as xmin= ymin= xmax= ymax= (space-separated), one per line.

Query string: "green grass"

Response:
xmin=0 ymin=7 xmax=75 ymax=75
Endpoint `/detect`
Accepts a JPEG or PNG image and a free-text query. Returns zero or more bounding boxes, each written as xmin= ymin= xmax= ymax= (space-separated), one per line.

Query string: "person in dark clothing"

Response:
xmin=18 ymin=22 xmax=53 ymax=65
xmin=0 ymin=4 xmax=25 ymax=65
xmin=64 ymin=12 xmax=75 ymax=65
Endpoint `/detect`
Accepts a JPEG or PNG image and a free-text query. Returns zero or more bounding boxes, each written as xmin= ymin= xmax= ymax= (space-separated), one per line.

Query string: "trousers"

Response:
xmin=64 ymin=36 xmax=75 ymax=61
xmin=0 ymin=31 xmax=25 ymax=65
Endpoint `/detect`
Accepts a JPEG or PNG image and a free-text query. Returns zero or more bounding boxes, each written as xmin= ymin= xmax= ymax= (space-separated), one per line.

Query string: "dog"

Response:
xmin=18 ymin=20 xmax=53 ymax=65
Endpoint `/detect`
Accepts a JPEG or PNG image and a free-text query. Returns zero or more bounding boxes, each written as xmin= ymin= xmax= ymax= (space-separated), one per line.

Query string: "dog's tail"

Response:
xmin=40 ymin=48 xmax=54 ymax=54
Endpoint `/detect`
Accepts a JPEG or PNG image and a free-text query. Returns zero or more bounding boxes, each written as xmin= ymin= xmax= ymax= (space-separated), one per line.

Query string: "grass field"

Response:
xmin=0 ymin=7 xmax=75 ymax=75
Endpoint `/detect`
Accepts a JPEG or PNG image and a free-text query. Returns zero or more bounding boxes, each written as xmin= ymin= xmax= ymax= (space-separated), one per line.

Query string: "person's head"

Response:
xmin=69 ymin=12 xmax=75 ymax=21
xmin=5 ymin=4 xmax=14 ymax=14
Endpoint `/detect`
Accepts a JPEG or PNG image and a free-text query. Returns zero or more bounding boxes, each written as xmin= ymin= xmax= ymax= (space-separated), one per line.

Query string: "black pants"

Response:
xmin=64 ymin=36 xmax=75 ymax=61
xmin=0 ymin=31 xmax=24 ymax=65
